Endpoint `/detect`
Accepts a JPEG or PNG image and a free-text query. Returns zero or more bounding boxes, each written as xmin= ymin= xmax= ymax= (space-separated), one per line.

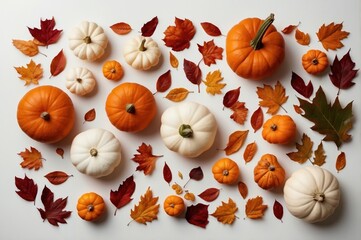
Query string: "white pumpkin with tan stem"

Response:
xmin=160 ymin=102 xmax=217 ymax=158
xmin=70 ymin=128 xmax=121 ymax=178
xmin=283 ymin=166 xmax=340 ymax=223
xmin=66 ymin=67 xmax=96 ymax=96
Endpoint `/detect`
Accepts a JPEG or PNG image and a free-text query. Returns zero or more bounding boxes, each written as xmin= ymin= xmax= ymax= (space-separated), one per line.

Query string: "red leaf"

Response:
xmin=163 ymin=17 xmax=196 ymax=51
xmin=250 ymin=107 xmax=263 ymax=132
xmin=163 ymin=162 xmax=172 ymax=184
xmin=55 ymin=148 xmax=64 ymax=159
xmin=291 ymin=72 xmax=313 ymax=98
xmin=200 ymin=22 xmax=222 ymax=36
xmin=37 ymin=186 xmax=71 ymax=226
xmin=189 ymin=166 xmax=203 ymax=181
xmin=110 ymin=175 xmax=136 ymax=216
xmin=15 ymin=174 xmax=38 ymax=203
xmin=50 ymin=49 xmax=66 ymax=77
xmin=84 ymin=108 xmax=96 ymax=122
xmin=141 ymin=16 xmax=158 ymax=37
xmin=198 ymin=188 xmax=220 ymax=202
xmin=44 ymin=171 xmax=72 ymax=185
xmin=237 ymin=181 xmax=248 ymax=199
xmin=198 ymin=40 xmax=223 ymax=66
xmin=28 ymin=17 xmax=62 ymax=47
xmin=183 ymin=59 xmax=202 ymax=92
xmin=156 ymin=70 xmax=172 ymax=93
xmin=185 ymin=203 xmax=209 ymax=228
xmin=223 ymin=87 xmax=240 ymax=108
xmin=273 ymin=200 xmax=284 ymax=222
xmin=110 ymin=22 xmax=132 ymax=35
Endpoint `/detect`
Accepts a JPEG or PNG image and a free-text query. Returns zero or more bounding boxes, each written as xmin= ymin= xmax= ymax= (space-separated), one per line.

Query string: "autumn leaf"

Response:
xmin=28 ymin=17 xmax=62 ymax=47
xmin=83 ymin=108 xmax=96 ymax=123
xmin=230 ymin=101 xmax=248 ymax=125
xmin=163 ymin=162 xmax=172 ymax=185
xmin=141 ymin=16 xmax=158 ymax=37
xmin=243 ymin=141 xmax=257 ymax=163
xmin=163 ymin=17 xmax=196 ymax=51
xmin=132 ymin=143 xmax=163 ymax=175
xmin=129 ymin=187 xmax=159 ymax=225
xmin=50 ymin=49 xmax=66 ymax=77
xmin=18 ymin=147 xmax=44 ymax=170
xmin=317 ymin=22 xmax=349 ymax=51
xmin=183 ymin=59 xmax=202 ymax=92
xmin=257 ymin=81 xmax=288 ymax=115
xmin=224 ymin=130 xmax=249 ymax=155
xmin=169 ymin=51 xmax=179 ymax=69
xmin=12 ymin=39 xmax=39 ymax=56
xmin=295 ymin=29 xmax=310 ymax=45
xmin=198 ymin=40 xmax=223 ymax=66
xmin=336 ymin=152 xmax=346 ymax=172
xmin=14 ymin=59 xmax=43 ymax=85
xmin=245 ymin=196 xmax=267 ymax=219
xmin=202 ymin=69 xmax=226 ymax=95
xmin=198 ymin=188 xmax=220 ymax=202
xmin=37 ymin=186 xmax=71 ymax=226
xmin=273 ymin=200 xmax=284 ymax=222
xmin=237 ymin=181 xmax=248 ymax=199
xmin=156 ymin=70 xmax=172 ymax=93
xmin=312 ymin=142 xmax=326 ymax=166
xmin=298 ymin=86 xmax=353 ymax=148
xmin=165 ymin=88 xmax=193 ymax=102
xmin=110 ymin=22 xmax=132 ymax=35
xmin=55 ymin=148 xmax=64 ymax=159
xmin=44 ymin=171 xmax=73 ymax=185
xmin=185 ymin=203 xmax=209 ymax=228
xmin=184 ymin=166 xmax=204 ymax=188
xmin=223 ymin=87 xmax=240 ymax=108
xmin=110 ymin=175 xmax=136 ymax=216
xmin=291 ymin=72 xmax=313 ymax=98
xmin=200 ymin=22 xmax=222 ymax=36
xmin=184 ymin=191 xmax=196 ymax=201
xmin=211 ymin=198 xmax=238 ymax=224
xmin=286 ymin=133 xmax=313 ymax=164
xmin=250 ymin=107 xmax=264 ymax=132
xmin=15 ymin=174 xmax=38 ymax=203
xmin=281 ymin=23 xmax=299 ymax=34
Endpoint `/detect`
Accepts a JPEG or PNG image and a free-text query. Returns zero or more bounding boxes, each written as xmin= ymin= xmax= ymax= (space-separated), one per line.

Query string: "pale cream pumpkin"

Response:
xmin=66 ymin=67 xmax=96 ymax=96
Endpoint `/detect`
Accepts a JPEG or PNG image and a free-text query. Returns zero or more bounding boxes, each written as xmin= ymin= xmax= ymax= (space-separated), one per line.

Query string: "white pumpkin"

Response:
xmin=70 ymin=128 xmax=122 ymax=178
xmin=68 ymin=21 xmax=108 ymax=61
xmin=283 ymin=166 xmax=340 ymax=223
xmin=123 ymin=36 xmax=161 ymax=70
xmin=160 ymin=102 xmax=217 ymax=158
xmin=66 ymin=67 xmax=96 ymax=96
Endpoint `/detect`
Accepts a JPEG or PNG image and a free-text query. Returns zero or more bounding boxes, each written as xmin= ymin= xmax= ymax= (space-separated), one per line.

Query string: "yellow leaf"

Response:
xmin=129 ymin=187 xmax=159 ymax=225
xmin=165 ymin=88 xmax=192 ymax=102
xmin=295 ymin=29 xmax=310 ymax=45
xmin=317 ymin=22 xmax=349 ymax=51
xmin=14 ymin=59 xmax=43 ymax=85
xmin=202 ymin=69 xmax=226 ymax=95
xmin=224 ymin=130 xmax=249 ymax=155
xmin=12 ymin=39 xmax=39 ymax=57
xmin=257 ymin=81 xmax=288 ymax=115
xmin=211 ymin=198 xmax=238 ymax=224
xmin=286 ymin=133 xmax=313 ymax=164
xmin=245 ymin=196 xmax=267 ymax=219
xmin=18 ymin=147 xmax=43 ymax=170
xmin=312 ymin=142 xmax=326 ymax=166
xmin=169 ymin=51 xmax=179 ymax=69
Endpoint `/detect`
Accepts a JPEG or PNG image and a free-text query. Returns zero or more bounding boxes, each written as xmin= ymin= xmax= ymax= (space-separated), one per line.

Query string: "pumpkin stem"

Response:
xmin=87 ymin=204 xmax=94 ymax=212
xmin=312 ymin=58 xmax=319 ymax=65
xmin=269 ymin=165 xmax=276 ymax=171
xmin=83 ymin=36 xmax=92 ymax=44
xmin=270 ymin=124 xmax=277 ymax=131
xmin=139 ymin=39 xmax=147 ymax=51
xmin=313 ymin=193 xmax=325 ymax=202
xmin=223 ymin=169 xmax=229 ymax=176
xmin=40 ymin=112 xmax=50 ymax=121
xmin=250 ymin=13 xmax=275 ymax=50
xmin=76 ymin=78 xmax=82 ymax=83
xmin=126 ymin=103 xmax=136 ymax=114
xmin=179 ymin=124 xmax=193 ymax=138
xmin=90 ymin=148 xmax=98 ymax=157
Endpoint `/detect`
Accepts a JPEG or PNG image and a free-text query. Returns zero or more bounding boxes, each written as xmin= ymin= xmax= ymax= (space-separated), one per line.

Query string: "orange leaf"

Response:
xmin=129 ymin=187 xmax=159 ymax=225
xmin=257 ymin=81 xmax=288 ymax=115
xmin=230 ymin=101 xmax=248 ymax=125
xmin=12 ymin=39 xmax=39 ymax=56
xmin=243 ymin=141 xmax=257 ymax=163
xmin=169 ymin=51 xmax=179 ymax=69
xmin=211 ymin=198 xmax=238 ymax=224
xmin=18 ymin=147 xmax=43 ymax=170
xmin=281 ymin=23 xmax=299 ymax=34
xmin=286 ymin=133 xmax=313 ymax=164
xmin=200 ymin=22 xmax=222 ymax=36
xmin=83 ymin=108 xmax=96 ymax=123
xmin=224 ymin=130 xmax=249 ymax=155
xmin=110 ymin=22 xmax=132 ymax=35
xmin=245 ymin=196 xmax=267 ymax=219
xmin=14 ymin=59 xmax=43 ymax=85
xmin=55 ymin=148 xmax=64 ymax=159
xmin=165 ymin=88 xmax=193 ymax=102
xmin=293 ymin=104 xmax=304 ymax=114
xmin=312 ymin=142 xmax=326 ymax=166
xmin=202 ymin=70 xmax=226 ymax=95
xmin=163 ymin=17 xmax=195 ymax=51
xmin=237 ymin=181 xmax=248 ymax=199
xmin=131 ymin=143 xmax=163 ymax=175
xmin=295 ymin=29 xmax=310 ymax=45
xmin=250 ymin=107 xmax=263 ymax=132
xmin=336 ymin=152 xmax=346 ymax=172
xmin=198 ymin=40 xmax=223 ymax=66
xmin=50 ymin=49 xmax=66 ymax=77
xmin=317 ymin=22 xmax=349 ymax=51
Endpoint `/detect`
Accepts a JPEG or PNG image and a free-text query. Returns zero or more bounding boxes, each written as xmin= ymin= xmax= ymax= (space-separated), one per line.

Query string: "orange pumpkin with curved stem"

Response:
xmin=262 ymin=115 xmax=296 ymax=144
xmin=163 ymin=195 xmax=185 ymax=217
xmin=302 ymin=49 xmax=328 ymax=75
xmin=212 ymin=158 xmax=240 ymax=184
xmin=254 ymin=154 xmax=285 ymax=190
xmin=102 ymin=60 xmax=124 ymax=81
xmin=77 ymin=192 xmax=105 ymax=221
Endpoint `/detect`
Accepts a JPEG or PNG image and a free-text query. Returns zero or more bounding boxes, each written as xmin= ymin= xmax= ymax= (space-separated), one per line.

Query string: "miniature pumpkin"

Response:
xmin=77 ymin=192 xmax=105 ymax=221
xmin=68 ymin=21 xmax=108 ymax=61
xmin=123 ymin=36 xmax=161 ymax=70
xmin=105 ymin=82 xmax=157 ymax=132
xmin=262 ymin=115 xmax=296 ymax=144
xmin=163 ymin=195 xmax=185 ymax=217
xmin=66 ymin=67 xmax=96 ymax=96
xmin=283 ymin=166 xmax=340 ymax=223
xmin=254 ymin=154 xmax=285 ymax=190
xmin=102 ymin=60 xmax=124 ymax=81
xmin=302 ymin=49 xmax=329 ymax=75
xmin=160 ymin=102 xmax=217 ymax=158
xmin=70 ymin=128 xmax=122 ymax=178
xmin=226 ymin=13 xmax=285 ymax=80
xmin=17 ymin=85 xmax=75 ymax=143
xmin=212 ymin=158 xmax=240 ymax=184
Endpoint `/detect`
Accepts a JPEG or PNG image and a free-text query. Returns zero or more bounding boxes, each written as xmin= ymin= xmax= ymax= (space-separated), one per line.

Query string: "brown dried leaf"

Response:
xmin=237 ymin=181 xmax=248 ymax=199
xmin=312 ymin=142 xmax=326 ymax=166
xmin=132 ymin=143 xmax=163 ymax=175
xmin=12 ymin=39 xmax=39 ymax=56
xmin=317 ymin=22 xmax=349 ymax=51
xmin=257 ymin=81 xmax=288 ymax=115
xmin=211 ymin=198 xmax=238 ymax=224
xmin=336 ymin=152 xmax=346 ymax=172
xmin=50 ymin=49 xmax=66 ymax=77
xmin=282 ymin=23 xmax=299 ymax=34
xmin=243 ymin=142 xmax=257 ymax=163
xmin=44 ymin=171 xmax=72 ymax=185
xmin=156 ymin=70 xmax=172 ymax=93
xmin=200 ymin=22 xmax=222 ymax=36
xmin=163 ymin=17 xmax=196 ymax=51
xmin=198 ymin=40 xmax=223 ymax=66
xmin=198 ymin=188 xmax=220 ymax=202
xmin=224 ymin=130 xmax=249 ymax=155
xmin=295 ymin=29 xmax=310 ymax=45
xmin=141 ymin=16 xmax=158 ymax=37
xmin=165 ymin=88 xmax=193 ymax=102
xmin=286 ymin=133 xmax=313 ymax=164
xmin=110 ymin=22 xmax=132 ymax=35
xmin=55 ymin=148 xmax=64 ymax=159
xmin=245 ymin=196 xmax=267 ymax=219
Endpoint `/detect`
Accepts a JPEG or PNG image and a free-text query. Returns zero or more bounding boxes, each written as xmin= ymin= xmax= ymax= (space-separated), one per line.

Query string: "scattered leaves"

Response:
xmin=169 ymin=51 xmax=179 ymax=69
xmin=50 ymin=49 xmax=66 ymax=77
xmin=12 ymin=39 xmax=39 ymax=56
xmin=14 ymin=59 xmax=43 ymax=85
xmin=163 ymin=17 xmax=196 ymax=51
xmin=224 ymin=130 xmax=249 ymax=155
xmin=223 ymin=87 xmax=240 ymax=108
xmin=44 ymin=171 xmax=72 ymax=185
xmin=230 ymin=101 xmax=248 ymax=125
xmin=200 ymin=22 xmax=222 ymax=36
xmin=245 ymin=196 xmax=267 ymax=219
xmin=28 ymin=17 xmax=62 ymax=47
xmin=336 ymin=152 xmax=346 ymax=172
xmin=132 ymin=143 xmax=163 ymax=175
xmin=110 ymin=175 xmax=136 ymax=216
xmin=141 ymin=16 xmax=158 ymax=37
xmin=185 ymin=203 xmax=209 ymax=228
xmin=15 ymin=174 xmax=38 ymax=203
xmin=243 ymin=141 xmax=257 ymax=163
xmin=312 ymin=142 xmax=326 ymax=166
xmin=129 ymin=187 xmax=159 ymax=225
xmin=156 ymin=70 xmax=172 ymax=93
xmin=83 ymin=108 xmax=96 ymax=123
xmin=198 ymin=188 xmax=220 ymax=202
xmin=110 ymin=22 xmax=132 ymax=35
xmin=202 ymin=69 xmax=226 ymax=95
xmin=273 ymin=200 xmax=284 ymax=222
xmin=183 ymin=59 xmax=202 ymax=92
xmin=165 ymin=87 xmax=193 ymax=102
xmin=237 ymin=181 xmax=248 ymax=199
xmin=295 ymin=29 xmax=310 ymax=45
xmin=291 ymin=72 xmax=313 ymax=98
xmin=316 ymin=22 xmax=349 ymax=51
xmin=198 ymin=40 xmax=223 ymax=66
xmin=163 ymin=162 xmax=172 ymax=185
xmin=211 ymin=198 xmax=238 ymax=224
xmin=287 ymin=133 xmax=313 ymax=164
xmin=257 ymin=81 xmax=288 ymax=115
xmin=18 ymin=147 xmax=43 ymax=170
xmin=250 ymin=107 xmax=264 ymax=132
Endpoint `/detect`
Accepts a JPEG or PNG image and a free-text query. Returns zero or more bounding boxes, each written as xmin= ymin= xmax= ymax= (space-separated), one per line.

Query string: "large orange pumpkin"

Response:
xmin=17 ymin=85 xmax=75 ymax=143
xmin=254 ymin=154 xmax=285 ymax=190
xmin=226 ymin=13 xmax=285 ymax=80
xmin=105 ymin=82 xmax=157 ymax=132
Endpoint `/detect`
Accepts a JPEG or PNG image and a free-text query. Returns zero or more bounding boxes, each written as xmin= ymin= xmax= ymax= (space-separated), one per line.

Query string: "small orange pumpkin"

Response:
xmin=163 ymin=195 xmax=185 ymax=217
xmin=226 ymin=13 xmax=285 ymax=80
xmin=105 ymin=82 xmax=157 ymax=132
xmin=254 ymin=154 xmax=285 ymax=190
xmin=102 ymin=60 xmax=124 ymax=81
xmin=17 ymin=85 xmax=75 ymax=143
xmin=77 ymin=192 xmax=105 ymax=221
xmin=302 ymin=49 xmax=328 ymax=75
xmin=212 ymin=158 xmax=240 ymax=184
xmin=262 ymin=115 xmax=296 ymax=144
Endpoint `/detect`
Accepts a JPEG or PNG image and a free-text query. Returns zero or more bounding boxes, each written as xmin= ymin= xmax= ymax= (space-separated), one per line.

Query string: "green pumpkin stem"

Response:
xmin=179 ymin=124 xmax=193 ymax=138
xmin=139 ymin=39 xmax=147 ymax=51
xmin=126 ymin=103 xmax=136 ymax=114
xmin=250 ymin=13 xmax=275 ymax=50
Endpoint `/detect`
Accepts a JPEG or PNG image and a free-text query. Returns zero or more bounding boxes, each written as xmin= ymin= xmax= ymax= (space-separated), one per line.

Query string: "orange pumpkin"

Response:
xmin=102 ymin=60 xmax=124 ymax=81
xmin=254 ymin=154 xmax=285 ymax=190
xmin=17 ymin=85 xmax=75 ymax=143
xmin=226 ymin=13 xmax=285 ymax=80
xmin=262 ymin=115 xmax=296 ymax=144
xmin=212 ymin=158 xmax=240 ymax=184
xmin=105 ymin=82 xmax=157 ymax=132
xmin=77 ymin=192 xmax=105 ymax=221
xmin=163 ymin=195 xmax=185 ymax=217
xmin=302 ymin=49 xmax=328 ymax=75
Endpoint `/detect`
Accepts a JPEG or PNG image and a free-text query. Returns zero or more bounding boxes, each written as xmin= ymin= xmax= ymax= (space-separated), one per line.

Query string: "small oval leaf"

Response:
xmin=163 ymin=162 xmax=172 ymax=184
xmin=200 ymin=22 xmax=222 ymax=36
xmin=169 ymin=52 xmax=179 ymax=69
xmin=110 ymin=22 xmax=132 ymax=35
xmin=336 ymin=151 xmax=346 ymax=172
xmin=84 ymin=108 xmax=96 ymax=123
xmin=165 ymin=88 xmax=192 ymax=102
xmin=44 ymin=171 xmax=72 ymax=185
xmin=243 ymin=142 xmax=257 ymax=163
xmin=250 ymin=107 xmax=264 ymax=132
xmin=237 ymin=181 xmax=248 ymax=199
xmin=223 ymin=87 xmax=240 ymax=108
xmin=156 ymin=70 xmax=172 ymax=93
xmin=198 ymin=188 xmax=220 ymax=202
xmin=273 ymin=200 xmax=284 ymax=222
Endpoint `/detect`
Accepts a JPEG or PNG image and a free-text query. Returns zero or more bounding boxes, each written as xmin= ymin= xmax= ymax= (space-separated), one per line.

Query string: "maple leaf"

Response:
xmin=129 ymin=187 xmax=159 ymax=225
xmin=211 ymin=198 xmax=238 ymax=224
xmin=230 ymin=101 xmax=248 ymax=125
xmin=37 ymin=186 xmax=71 ymax=226
xmin=28 ymin=17 xmax=62 ymax=47
xmin=163 ymin=17 xmax=195 ymax=51
xmin=185 ymin=203 xmax=209 ymax=228
xmin=202 ymin=70 xmax=226 ymax=95
xmin=295 ymin=29 xmax=310 ymax=45
xmin=245 ymin=196 xmax=267 ymax=219
xmin=286 ymin=133 xmax=313 ymax=164
xmin=12 ymin=39 xmax=39 ymax=56
xmin=298 ymin=86 xmax=353 ymax=148
xmin=132 ymin=143 xmax=163 ymax=175
xmin=15 ymin=174 xmax=38 ymax=203
xmin=257 ymin=81 xmax=288 ymax=115
xmin=110 ymin=175 xmax=136 ymax=216
xmin=316 ymin=22 xmax=349 ymax=51
xmin=14 ymin=59 xmax=43 ymax=85
xmin=198 ymin=40 xmax=223 ymax=66
xmin=312 ymin=142 xmax=326 ymax=166
xmin=18 ymin=147 xmax=43 ymax=170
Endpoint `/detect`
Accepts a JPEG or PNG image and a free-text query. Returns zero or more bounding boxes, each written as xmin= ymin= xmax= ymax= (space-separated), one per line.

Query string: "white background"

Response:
xmin=1 ymin=0 xmax=360 ymax=239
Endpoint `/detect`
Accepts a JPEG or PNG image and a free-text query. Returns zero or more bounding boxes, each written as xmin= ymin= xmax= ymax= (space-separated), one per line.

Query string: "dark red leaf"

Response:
xmin=163 ymin=162 xmax=172 ymax=184
xmin=141 ymin=16 xmax=158 ymax=37
xmin=110 ymin=175 xmax=136 ymax=216
xmin=198 ymin=188 xmax=220 ymax=202
xmin=44 ymin=171 xmax=72 ymax=185
xmin=156 ymin=70 xmax=172 ymax=93
xmin=50 ymin=49 xmax=66 ymax=77
xmin=183 ymin=59 xmax=202 ymax=92
xmin=15 ymin=174 xmax=38 ymax=203
xmin=189 ymin=166 xmax=203 ymax=181
xmin=237 ymin=181 xmax=248 ymax=199
xmin=200 ymin=22 xmax=222 ymax=36
xmin=250 ymin=107 xmax=263 ymax=132
xmin=273 ymin=200 xmax=284 ymax=222
xmin=28 ymin=17 xmax=62 ymax=47
xmin=185 ymin=203 xmax=209 ymax=228
xmin=291 ymin=72 xmax=313 ymax=98
xmin=55 ymin=148 xmax=64 ymax=158
xmin=223 ymin=87 xmax=240 ymax=108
